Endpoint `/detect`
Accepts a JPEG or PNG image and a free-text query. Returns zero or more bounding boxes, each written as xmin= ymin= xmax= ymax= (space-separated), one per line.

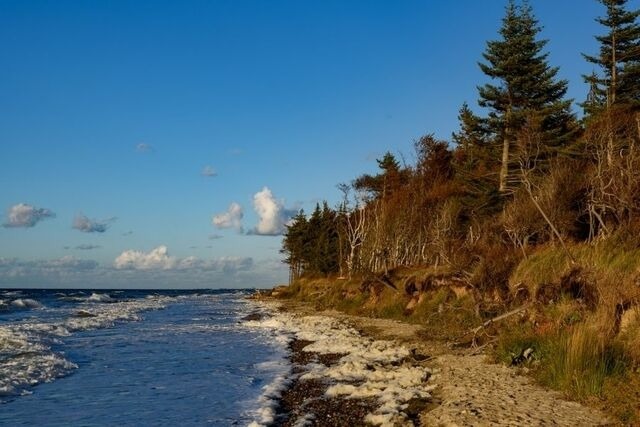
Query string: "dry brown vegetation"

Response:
xmin=278 ymin=0 xmax=640 ymax=421
xmin=279 ymin=108 xmax=640 ymax=423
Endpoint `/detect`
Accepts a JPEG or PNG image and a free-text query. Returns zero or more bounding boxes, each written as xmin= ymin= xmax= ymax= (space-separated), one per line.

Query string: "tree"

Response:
xmin=281 ymin=210 xmax=308 ymax=283
xmin=452 ymin=103 xmax=502 ymax=216
xmin=583 ymin=0 xmax=640 ymax=113
xmin=478 ymin=0 xmax=575 ymax=192
xmin=353 ymin=151 xmax=407 ymax=199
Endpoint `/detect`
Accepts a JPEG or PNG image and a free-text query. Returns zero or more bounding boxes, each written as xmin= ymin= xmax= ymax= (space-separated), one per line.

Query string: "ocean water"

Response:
xmin=0 ymin=289 xmax=288 ymax=426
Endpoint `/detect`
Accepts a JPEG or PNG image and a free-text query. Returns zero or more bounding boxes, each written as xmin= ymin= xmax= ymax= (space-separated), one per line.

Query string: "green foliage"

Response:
xmin=477 ymin=1 xmax=577 ymax=192
xmin=353 ymin=151 xmax=409 ymax=199
xmin=512 ymin=238 xmax=640 ymax=299
xmin=375 ymin=300 xmax=407 ymax=320
xmin=496 ymin=322 xmax=628 ymax=399
xmin=281 ymin=202 xmax=342 ymax=280
xmin=478 ymin=1 xmax=576 ymax=144
xmin=582 ymin=0 xmax=640 ymax=113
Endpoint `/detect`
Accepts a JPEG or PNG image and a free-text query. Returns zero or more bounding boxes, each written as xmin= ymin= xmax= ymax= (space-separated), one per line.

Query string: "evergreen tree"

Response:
xmin=317 ymin=202 xmax=339 ymax=275
xmin=353 ymin=151 xmax=406 ymax=198
xmin=452 ymin=102 xmax=492 ymax=172
xmin=281 ymin=210 xmax=308 ymax=282
xmin=583 ymin=0 xmax=640 ymax=113
xmin=305 ymin=204 xmax=323 ymax=274
xmin=282 ymin=203 xmax=341 ymax=278
xmin=452 ymin=104 xmax=502 ymax=215
xmin=478 ymin=0 xmax=575 ymax=192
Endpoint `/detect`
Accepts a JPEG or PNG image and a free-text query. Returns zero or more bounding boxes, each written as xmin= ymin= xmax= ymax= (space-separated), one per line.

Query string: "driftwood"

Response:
xmin=468 ymin=305 xmax=528 ymax=336
xmin=456 ymin=305 xmax=529 ymax=348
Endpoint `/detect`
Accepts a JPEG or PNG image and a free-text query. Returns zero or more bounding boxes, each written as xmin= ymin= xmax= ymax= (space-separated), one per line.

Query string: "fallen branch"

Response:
xmin=450 ymin=305 xmax=528 ymax=349
xmin=465 ymin=305 xmax=529 ymax=338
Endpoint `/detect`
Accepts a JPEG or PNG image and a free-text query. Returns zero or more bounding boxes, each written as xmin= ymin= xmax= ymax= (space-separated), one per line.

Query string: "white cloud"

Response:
xmin=201 ymin=165 xmax=217 ymax=177
xmin=113 ymin=245 xmax=253 ymax=273
xmin=136 ymin=143 xmax=154 ymax=153
xmin=73 ymin=214 xmax=115 ymax=233
xmin=251 ymin=187 xmax=296 ymax=236
xmin=114 ymin=245 xmax=176 ymax=270
xmin=212 ymin=202 xmax=243 ymax=232
xmin=3 ymin=203 xmax=55 ymax=228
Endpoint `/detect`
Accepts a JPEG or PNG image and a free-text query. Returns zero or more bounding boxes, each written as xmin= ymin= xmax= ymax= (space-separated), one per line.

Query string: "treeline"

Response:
xmin=281 ymin=0 xmax=640 ymax=291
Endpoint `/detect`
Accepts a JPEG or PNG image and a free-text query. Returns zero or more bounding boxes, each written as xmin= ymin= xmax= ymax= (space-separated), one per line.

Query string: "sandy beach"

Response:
xmin=247 ymin=300 xmax=614 ymax=427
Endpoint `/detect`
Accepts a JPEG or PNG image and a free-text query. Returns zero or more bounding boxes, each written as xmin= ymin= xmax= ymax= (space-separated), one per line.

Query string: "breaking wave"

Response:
xmin=0 ymin=293 xmax=171 ymax=400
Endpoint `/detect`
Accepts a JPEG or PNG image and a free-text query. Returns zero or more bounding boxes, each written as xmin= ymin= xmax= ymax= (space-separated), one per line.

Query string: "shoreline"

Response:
xmin=249 ymin=298 xmax=614 ymax=427
xmin=276 ymin=338 xmax=381 ymax=426
xmin=245 ymin=299 xmax=435 ymax=426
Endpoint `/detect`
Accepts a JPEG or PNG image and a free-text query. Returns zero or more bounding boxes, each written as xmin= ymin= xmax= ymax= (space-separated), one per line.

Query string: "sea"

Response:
xmin=0 ymin=289 xmax=288 ymax=426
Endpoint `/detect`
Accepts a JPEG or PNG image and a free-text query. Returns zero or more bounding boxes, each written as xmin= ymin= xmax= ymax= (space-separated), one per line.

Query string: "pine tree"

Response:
xmin=452 ymin=104 xmax=502 ymax=215
xmin=281 ymin=210 xmax=308 ymax=282
xmin=353 ymin=151 xmax=406 ymax=198
xmin=583 ymin=0 xmax=640 ymax=112
xmin=478 ymin=0 xmax=575 ymax=192
xmin=452 ymin=102 xmax=492 ymax=172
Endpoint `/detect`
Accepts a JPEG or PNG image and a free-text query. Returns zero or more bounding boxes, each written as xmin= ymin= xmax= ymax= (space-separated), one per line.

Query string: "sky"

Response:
xmin=0 ymin=0 xmax=626 ymax=288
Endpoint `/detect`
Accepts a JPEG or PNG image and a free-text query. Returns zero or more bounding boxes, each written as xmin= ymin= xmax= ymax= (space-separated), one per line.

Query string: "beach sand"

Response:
xmin=248 ymin=301 xmax=613 ymax=426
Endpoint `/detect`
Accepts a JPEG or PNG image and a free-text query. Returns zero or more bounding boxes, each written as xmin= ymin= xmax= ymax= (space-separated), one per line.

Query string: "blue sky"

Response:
xmin=0 ymin=0 xmax=618 ymax=288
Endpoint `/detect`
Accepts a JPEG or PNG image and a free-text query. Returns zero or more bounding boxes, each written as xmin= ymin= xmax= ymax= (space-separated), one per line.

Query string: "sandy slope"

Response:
xmin=311 ymin=308 xmax=614 ymax=427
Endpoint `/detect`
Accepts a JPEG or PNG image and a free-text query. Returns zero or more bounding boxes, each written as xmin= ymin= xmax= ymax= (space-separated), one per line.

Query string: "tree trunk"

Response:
xmin=610 ymin=32 xmax=617 ymax=107
xmin=500 ymin=107 xmax=513 ymax=193
xmin=499 ymin=129 xmax=511 ymax=192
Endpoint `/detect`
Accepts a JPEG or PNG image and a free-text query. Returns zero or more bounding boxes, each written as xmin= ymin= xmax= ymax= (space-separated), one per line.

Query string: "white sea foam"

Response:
xmin=245 ymin=302 xmax=434 ymax=426
xmin=240 ymin=304 xmax=294 ymax=427
xmin=0 ymin=325 xmax=77 ymax=397
xmin=2 ymin=291 xmax=23 ymax=297
xmin=87 ymin=292 xmax=115 ymax=303
xmin=0 ymin=294 xmax=172 ymax=399
xmin=10 ymin=298 xmax=43 ymax=309
xmin=63 ymin=295 xmax=170 ymax=332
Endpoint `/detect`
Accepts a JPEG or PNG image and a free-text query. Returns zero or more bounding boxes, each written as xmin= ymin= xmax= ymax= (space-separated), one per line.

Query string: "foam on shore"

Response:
xmin=245 ymin=302 xmax=434 ymax=426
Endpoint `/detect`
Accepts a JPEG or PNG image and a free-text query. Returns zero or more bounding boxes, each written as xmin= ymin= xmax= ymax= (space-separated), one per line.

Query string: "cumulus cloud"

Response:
xmin=3 ymin=203 xmax=55 ymax=228
xmin=73 ymin=214 xmax=115 ymax=233
xmin=113 ymin=245 xmax=252 ymax=273
xmin=250 ymin=187 xmax=296 ymax=236
xmin=201 ymin=165 xmax=217 ymax=177
xmin=136 ymin=142 xmax=154 ymax=153
xmin=114 ymin=245 xmax=176 ymax=270
xmin=212 ymin=202 xmax=243 ymax=232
